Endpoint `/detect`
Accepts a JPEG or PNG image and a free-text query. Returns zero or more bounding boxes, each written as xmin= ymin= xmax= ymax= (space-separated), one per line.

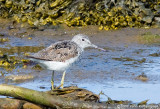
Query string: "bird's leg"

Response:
xmin=51 ymin=71 xmax=54 ymax=90
xmin=60 ymin=71 xmax=66 ymax=89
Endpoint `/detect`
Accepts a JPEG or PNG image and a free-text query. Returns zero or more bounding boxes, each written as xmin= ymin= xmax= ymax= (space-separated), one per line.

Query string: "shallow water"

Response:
xmin=0 ymin=19 xmax=160 ymax=103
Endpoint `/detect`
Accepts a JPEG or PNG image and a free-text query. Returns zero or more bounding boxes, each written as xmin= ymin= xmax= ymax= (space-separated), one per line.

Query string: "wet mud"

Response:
xmin=0 ymin=18 xmax=160 ymax=103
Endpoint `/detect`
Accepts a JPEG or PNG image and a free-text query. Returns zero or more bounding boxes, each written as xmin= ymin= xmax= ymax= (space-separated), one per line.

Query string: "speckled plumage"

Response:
xmin=28 ymin=40 xmax=82 ymax=62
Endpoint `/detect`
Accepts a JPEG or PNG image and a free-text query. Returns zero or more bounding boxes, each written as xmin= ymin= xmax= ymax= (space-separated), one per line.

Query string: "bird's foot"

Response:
xmin=51 ymin=84 xmax=63 ymax=90
xmin=56 ymin=84 xmax=63 ymax=89
xmin=51 ymin=80 xmax=54 ymax=90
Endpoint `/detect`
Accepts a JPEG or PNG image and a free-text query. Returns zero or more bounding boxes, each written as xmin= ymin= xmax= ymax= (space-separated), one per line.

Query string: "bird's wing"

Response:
xmin=28 ymin=41 xmax=80 ymax=62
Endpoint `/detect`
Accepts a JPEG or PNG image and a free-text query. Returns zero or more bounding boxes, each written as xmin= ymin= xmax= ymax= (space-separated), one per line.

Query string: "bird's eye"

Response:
xmin=82 ymin=39 xmax=85 ymax=41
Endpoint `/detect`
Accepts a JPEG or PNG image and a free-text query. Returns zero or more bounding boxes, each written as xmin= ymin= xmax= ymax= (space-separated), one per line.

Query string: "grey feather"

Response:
xmin=28 ymin=40 xmax=81 ymax=62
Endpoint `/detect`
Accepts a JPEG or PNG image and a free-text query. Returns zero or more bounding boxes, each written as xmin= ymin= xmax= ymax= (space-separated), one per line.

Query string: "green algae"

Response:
xmin=139 ymin=32 xmax=160 ymax=44
xmin=0 ymin=46 xmax=44 ymax=70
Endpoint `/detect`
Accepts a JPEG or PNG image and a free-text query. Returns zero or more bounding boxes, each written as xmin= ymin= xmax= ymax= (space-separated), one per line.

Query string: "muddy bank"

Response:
xmin=0 ymin=18 xmax=160 ymax=104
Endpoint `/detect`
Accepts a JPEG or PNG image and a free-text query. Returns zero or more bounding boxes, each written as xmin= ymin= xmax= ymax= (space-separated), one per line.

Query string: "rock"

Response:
xmin=135 ymin=73 xmax=148 ymax=81
xmin=154 ymin=17 xmax=160 ymax=23
xmin=0 ymin=98 xmax=21 ymax=109
xmin=0 ymin=98 xmax=44 ymax=109
xmin=23 ymin=103 xmax=43 ymax=109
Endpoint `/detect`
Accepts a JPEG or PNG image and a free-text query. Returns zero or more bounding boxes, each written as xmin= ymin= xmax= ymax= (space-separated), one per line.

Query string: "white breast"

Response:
xmin=32 ymin=55 xmax=79 ymax=71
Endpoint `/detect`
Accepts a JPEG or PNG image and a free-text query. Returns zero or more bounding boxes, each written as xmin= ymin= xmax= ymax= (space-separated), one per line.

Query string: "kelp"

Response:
xmin=0 ymin=0 xmax=160 ymax=30
xmin=0 ymin=46 xmax=44 ymax=70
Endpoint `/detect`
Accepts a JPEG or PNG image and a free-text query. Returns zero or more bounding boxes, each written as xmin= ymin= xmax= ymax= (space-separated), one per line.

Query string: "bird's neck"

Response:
xmin=73 ymin=42 xmax=85 ymax=50
xmin=71 ymin=40 xmax=85 ymax=51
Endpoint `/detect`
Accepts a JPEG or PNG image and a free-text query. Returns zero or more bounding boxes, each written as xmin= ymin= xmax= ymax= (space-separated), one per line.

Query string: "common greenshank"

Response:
xmin=28 ymin=34 xmax=106 ymax=90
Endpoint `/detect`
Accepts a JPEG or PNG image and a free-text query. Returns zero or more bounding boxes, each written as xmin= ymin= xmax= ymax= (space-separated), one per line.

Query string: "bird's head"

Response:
xmin=72 ymin=34 xmax=106 ymax=51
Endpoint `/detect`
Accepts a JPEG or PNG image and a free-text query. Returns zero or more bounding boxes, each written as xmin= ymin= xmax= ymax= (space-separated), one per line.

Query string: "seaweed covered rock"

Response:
xmin=0 ymin=0 xmax=160 ymax=30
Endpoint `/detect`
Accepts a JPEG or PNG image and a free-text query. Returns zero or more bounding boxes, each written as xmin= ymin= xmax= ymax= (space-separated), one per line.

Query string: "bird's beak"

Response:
xmin=91 ymin=44 xmax=107 ymax=52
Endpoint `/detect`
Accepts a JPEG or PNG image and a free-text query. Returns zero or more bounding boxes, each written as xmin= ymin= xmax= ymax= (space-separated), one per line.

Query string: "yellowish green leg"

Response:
xmin=51 ymin=71 xmax=54 ymax=90
xmin=60 ymin=71 xmax=66 ymax=89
